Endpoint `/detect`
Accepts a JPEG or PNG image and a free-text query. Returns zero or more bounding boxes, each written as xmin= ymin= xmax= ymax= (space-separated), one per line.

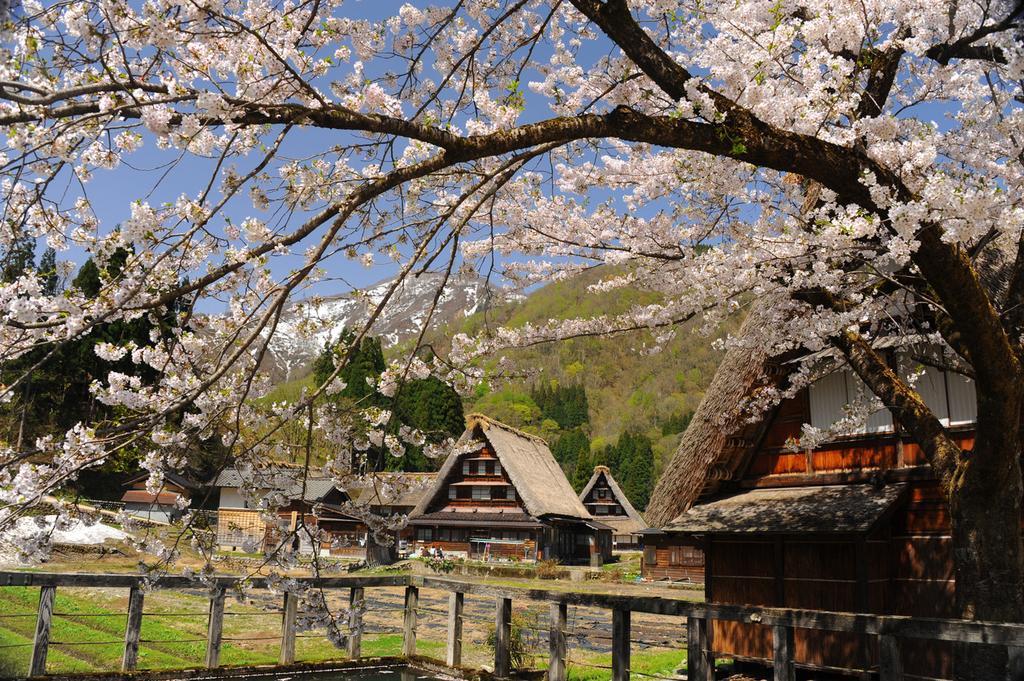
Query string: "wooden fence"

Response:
xmin=2 ymin=570 xmax=1024 ymax=680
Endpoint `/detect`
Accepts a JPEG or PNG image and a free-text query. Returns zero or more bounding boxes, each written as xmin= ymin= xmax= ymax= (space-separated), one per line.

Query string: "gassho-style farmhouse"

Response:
xmin=642 ymin=313 xmax=984 ymax=678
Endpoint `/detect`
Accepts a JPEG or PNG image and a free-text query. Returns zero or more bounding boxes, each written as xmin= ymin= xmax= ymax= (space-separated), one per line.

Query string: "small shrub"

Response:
xmin=535 ymin=558 xmax=562 ymax=579
xmin=425 ymin=557 xmax=455 ymax=574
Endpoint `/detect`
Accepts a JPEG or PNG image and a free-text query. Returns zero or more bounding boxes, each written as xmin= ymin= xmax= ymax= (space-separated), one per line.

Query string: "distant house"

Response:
xmin=210 ymin=465 xmax=343 ymax=552
xmin=408 ymin=414 xmax=612 ymax=565
xmin=578 ymin=465 xmax=647 ymax=550
xmin=644 ymin=330 xmax=979 ymax=679
xmin=209 ymin=465 xmax=434 ymax=556
xmin=120 ymin=471 xmax=199 ymax=524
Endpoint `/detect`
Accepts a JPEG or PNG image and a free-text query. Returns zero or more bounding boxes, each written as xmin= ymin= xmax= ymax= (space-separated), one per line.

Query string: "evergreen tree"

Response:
xmin=618 ymin=430 xmax=654 ymax=510
xmin=392 ymin=375 xmax=465 ymax=470
xmin=38 ymin=247 xmax=59 ymax=296
xmin=660 ymin=411 xmax=693 ymax=435
xmin=552 ymin=428 xmax=590 ymax=480
xmin=314 ymin=334 xmax=465 ymax=472
xmin=571 ymin=444 xmax=592 ymax=492
xmin=0 ymin=253 xmax=182 ymax=465
xmin=531 ymin=381 xmax=589 ymax=429
xmin=313 ymin=329 xmax=387 ymax=405
xmin=0 ymin=234 xmax=35 ymax=283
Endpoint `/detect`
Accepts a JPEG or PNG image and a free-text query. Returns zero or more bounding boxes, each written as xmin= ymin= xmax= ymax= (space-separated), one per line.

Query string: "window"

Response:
xmin=669 ymin=546 xmax=704 ymax=567
xmin=643 ymin=546 xmax=657 ymax=566
xmin=492 ymin=486 xmax=507 ymax=500
xmin=595 ymin=505 xmax=607 ymax=515
xmin=494 ymin=461 xmax=502 ymax=476
xmin=416 ymin=528 xmax=432 ymax=541
xmin=462 ymin=461 xmax=470 ymax=475
xmin=947 ymin=372 xmax=978 ymax=425
xmin=597 ymin=489 xmax=607 ymax=499
xmin=448 ymin=487 xmax=457 ymax=500
xmin=809 ymin=370 xmax=894 ymax=434
xmin=472 ymin=486 xmax=491 ymax=501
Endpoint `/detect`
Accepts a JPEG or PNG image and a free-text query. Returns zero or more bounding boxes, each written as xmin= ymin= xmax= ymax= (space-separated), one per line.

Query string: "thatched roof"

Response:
xmin=645 ymin=304 xmax=784 ymax=527
xmin=661 ymin=483 xmax=906 ymax=534
xmin=579 ymin=466 xmax=648 ymax=535
xmin=411 ymin=413 xmax=592 ymax=521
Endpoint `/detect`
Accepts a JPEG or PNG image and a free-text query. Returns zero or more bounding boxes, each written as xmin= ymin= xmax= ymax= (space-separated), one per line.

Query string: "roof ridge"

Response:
xmin=466 ymin=412 xmax=549 ymax=445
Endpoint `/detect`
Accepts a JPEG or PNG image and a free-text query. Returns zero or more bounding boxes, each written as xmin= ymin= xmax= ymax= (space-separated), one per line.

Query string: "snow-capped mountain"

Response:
xmin=266 ymin=272 xmax=492 ymax=379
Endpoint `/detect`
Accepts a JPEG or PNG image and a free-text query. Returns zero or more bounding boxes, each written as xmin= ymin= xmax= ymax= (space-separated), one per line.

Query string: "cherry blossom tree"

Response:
xmin=0 ymin=0 xmax=1022 ymax=675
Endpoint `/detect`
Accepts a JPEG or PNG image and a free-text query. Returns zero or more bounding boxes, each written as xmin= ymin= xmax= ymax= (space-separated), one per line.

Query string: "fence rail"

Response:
xmin=2 ymin=570 xmax=1023 ymax=680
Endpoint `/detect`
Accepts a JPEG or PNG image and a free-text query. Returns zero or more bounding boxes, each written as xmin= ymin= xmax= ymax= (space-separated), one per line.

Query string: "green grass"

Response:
xmin=360 ymin=634 xmax=445 ymax=659
xmin=0 ymin=586 xmax=684 ymax=681
xmin=566 ymin=648 xmax=685 ymax=681
xmin=0 ymin=587 xmax=379 ymax=675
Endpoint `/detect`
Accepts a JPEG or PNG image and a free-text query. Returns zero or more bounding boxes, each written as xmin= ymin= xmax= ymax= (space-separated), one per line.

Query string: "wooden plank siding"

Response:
xmin=641 ymin=535 xmax=705 ymax=582
xmin=647 ymin=377 xmax=994 ymax=679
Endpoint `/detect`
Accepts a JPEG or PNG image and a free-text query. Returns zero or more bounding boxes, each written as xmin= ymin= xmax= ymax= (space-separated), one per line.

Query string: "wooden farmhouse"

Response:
xmin=210 ymin=465 xmax=433 ymax=556
xmin=578 ymin=465 xmax=648 ymax=550
xmin=408 ymin=414 xmax=613 ymax=565
xmin=119 ymin=471 xmax=198 ymax=524
xmin=644 ymin=332 xmax=980 ymax=679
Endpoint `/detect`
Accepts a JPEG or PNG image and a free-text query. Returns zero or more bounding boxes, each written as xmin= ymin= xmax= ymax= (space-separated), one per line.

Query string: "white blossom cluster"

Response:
xmin=0 ymin=0 xmax=1020 ymax=570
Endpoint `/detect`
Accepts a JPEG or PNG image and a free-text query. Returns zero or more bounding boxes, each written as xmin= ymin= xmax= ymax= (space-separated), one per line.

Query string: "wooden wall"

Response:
xmin=640 ymin=535 xmax=704 ymax=582
xmin=707 ymin=535 xmax=880 ymax=672
xmin=650 ymin=380 xmax=985 ymax=678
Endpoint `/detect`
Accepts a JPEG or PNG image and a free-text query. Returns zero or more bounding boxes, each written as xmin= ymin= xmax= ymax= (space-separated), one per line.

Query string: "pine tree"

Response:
xmin=618 ymin=431 xmax=654 ymax=510
xmin=571 ymin=444 xmax=592 ymax=492
xmin=38 ymin=248 xmax=59 ymax=295
xmin=531 ymin=381 xmax=589 ymax=429
xmin=314 ymin=334 xmax=465 ymax=472
xmin=0 ymin=234 xmax=35 ymax=283
xmin=553 ymin=428 xmax=590 ymax=480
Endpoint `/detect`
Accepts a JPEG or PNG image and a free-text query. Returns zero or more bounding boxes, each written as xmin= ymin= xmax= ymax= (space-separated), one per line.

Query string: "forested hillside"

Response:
xmin=259 ymin=267 xmax=733 ymax=507
xmin=457 ymin=267 xmax=735 ymax=490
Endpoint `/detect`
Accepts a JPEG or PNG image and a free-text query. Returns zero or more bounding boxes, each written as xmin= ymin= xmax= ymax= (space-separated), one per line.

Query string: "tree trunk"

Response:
xmin=365 ymin=533 xmax=397 ymax=566
xmin=949 ymin=399 xmax=1024 ymax=680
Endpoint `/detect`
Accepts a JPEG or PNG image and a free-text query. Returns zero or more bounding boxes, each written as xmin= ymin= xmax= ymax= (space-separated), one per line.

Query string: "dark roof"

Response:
xmin=123 ymin=471 xmax=201 ymax=491
xmin=211 ymin=466 xmax=340 ymax=503
xmin=411 ymin=414 xmax=592 ymax=521
xmin=121 ymin=490 xmax=183 ymax=505
xmin=579 ymin=466 xmax=648 ymax=534
xmin=662 ymin=483 xmax=906 ymax=534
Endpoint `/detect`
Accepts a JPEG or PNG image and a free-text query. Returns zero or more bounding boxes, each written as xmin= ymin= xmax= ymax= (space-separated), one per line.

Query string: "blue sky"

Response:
xmin=46 ymin=0 xmax=572 ymax=310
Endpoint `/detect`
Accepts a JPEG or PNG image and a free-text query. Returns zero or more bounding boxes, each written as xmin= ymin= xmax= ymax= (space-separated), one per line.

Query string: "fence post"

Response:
xmin=280 ymin=591 xmax=298 ymax=665
xmin=687 ymin=615 xmax=712 ymax=681
xmin=205 ymin=587 xmax=226 ymax=668
xmin=494 ymin=596 xmax=512 ymax=678
xmin=548 ymin=601 xmax=567 ymax=681
xmin=1010 ymin=646 xmax=1024 ymax=681
xmin=348 ymin=587 xmax=363 ymax=659
xmin=446 ymin=591 xmax=464 ymax=667
xmin=29 ymin=585 xmax=56 ymax=677
xmin=402 ymin=585 xmax=418 ymax=657
xmin=879 ymin=634 xmax=902 ymax=681
xmin=122 ymin=586 xmax=145 ymax=672
xmin=612 ymin=608 xmax=631 ymax=681
xmin=772 ymin=624 xmax=795 ymax=681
